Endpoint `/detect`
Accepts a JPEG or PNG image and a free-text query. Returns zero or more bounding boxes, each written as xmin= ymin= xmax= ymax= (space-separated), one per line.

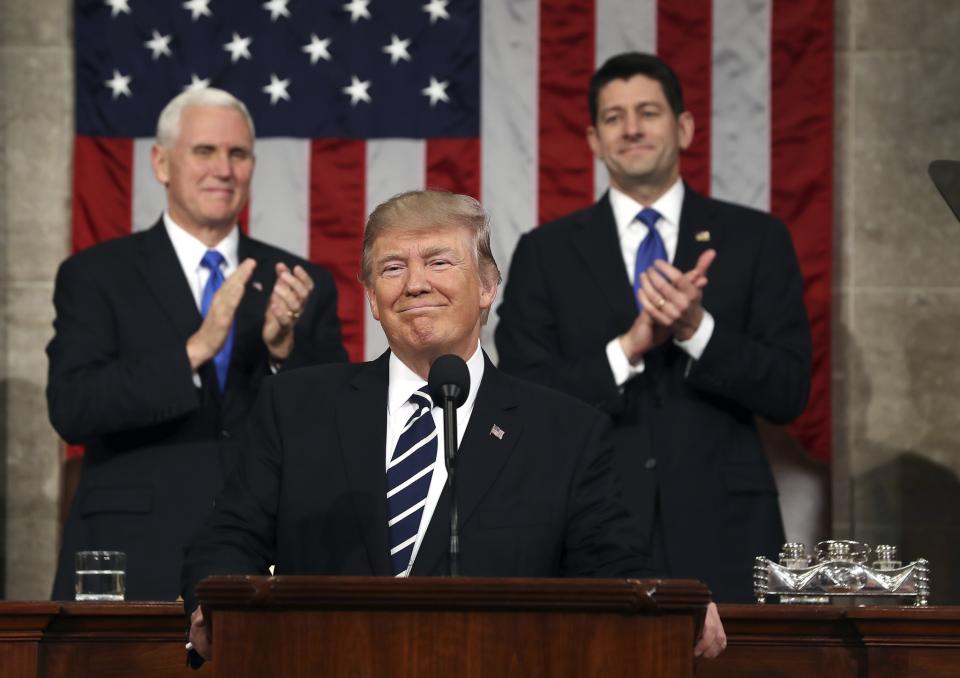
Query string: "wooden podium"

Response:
xmin=196 ymin=576 xmax=710 ymax=677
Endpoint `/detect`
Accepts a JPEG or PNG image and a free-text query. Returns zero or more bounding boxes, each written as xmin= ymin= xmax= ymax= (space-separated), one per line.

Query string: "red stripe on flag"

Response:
xmin=309 ymin=140 xmax=367 ymax=363
xmin=657 ymin=1 xmax=712 ymax=196
xmin=72 ymin=136 xmax=133 ymax=253
xmin=426 ymin=138 xmax=481 ymax=200
xmin=538 ymin=0 xmax=596 ymax=224
xmin=772 ymin=1 xmax=833 ymax=462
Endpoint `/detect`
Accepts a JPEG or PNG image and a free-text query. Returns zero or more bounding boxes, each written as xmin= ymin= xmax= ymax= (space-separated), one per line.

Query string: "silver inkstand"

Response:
xmin=753 ymin=540 xmax=930 ymax=606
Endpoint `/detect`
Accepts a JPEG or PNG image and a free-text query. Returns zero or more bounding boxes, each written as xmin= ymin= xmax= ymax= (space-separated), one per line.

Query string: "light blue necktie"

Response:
xmin=199 ymin=250 xmax=234 ymax=391
xmin=632 ymin=207 xmax=667 ymax=311
xmin=386 ymin=388 xmax=437 ymax=576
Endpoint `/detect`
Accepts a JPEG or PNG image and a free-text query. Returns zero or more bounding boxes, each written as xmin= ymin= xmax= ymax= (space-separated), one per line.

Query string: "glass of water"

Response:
xmin=75 ymin=550 xmax=126 ymax=601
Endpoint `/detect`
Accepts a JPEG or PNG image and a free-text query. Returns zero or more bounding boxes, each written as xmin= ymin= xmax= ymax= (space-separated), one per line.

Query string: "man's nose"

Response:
xmin=405 ymin=264 xmax=432 ymax=294
xmin=211 ymin=151 xmax=233 ymax=177
xmin=623 ymin=112 xmax=643 ymax=138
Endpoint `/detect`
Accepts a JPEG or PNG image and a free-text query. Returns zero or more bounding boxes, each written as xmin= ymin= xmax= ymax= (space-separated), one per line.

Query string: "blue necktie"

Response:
xmin=632 ymin=207 xmax=667 ymax=311
xmin=386 ymin=388 xmax=438 ymax=576
xmin=199 ymin=250 xmax=234 ymax=391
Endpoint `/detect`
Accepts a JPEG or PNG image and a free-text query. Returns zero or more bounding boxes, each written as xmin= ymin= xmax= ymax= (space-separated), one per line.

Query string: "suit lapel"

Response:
xmin=571 ymin=197 xmax=638 ymax=325
xmin=336 ymin=352 xmax=392 ymax=576
xmin=673 ymin=184 xmax=722 ymax=273
xmin=412 ymin=356 xmax=523 ymax=575
xmin=136 ymin=221 xmax=202 ymax=341
xmin=223 ymin=235 xmax=273 ymax=393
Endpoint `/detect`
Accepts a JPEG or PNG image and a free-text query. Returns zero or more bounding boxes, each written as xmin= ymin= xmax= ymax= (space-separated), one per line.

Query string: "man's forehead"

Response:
xmin=179 ymin=106 xmax=252 ymax=144
xmin=598 ymin=74 xmax=668 ymax=109
xmin=374 ymin=224 xmax=469 ymax=254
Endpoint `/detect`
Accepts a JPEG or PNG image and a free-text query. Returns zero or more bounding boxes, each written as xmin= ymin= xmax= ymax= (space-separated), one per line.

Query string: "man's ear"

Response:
xmin=365 ymin=286 xmax=381 ymax=321
xmin=677 ymin=111 xmax=695 ymax=151
xmin=586 ymin=126 xmax=601 ymax=159
xmin=151 ymin=144 xmax=170 ymax=185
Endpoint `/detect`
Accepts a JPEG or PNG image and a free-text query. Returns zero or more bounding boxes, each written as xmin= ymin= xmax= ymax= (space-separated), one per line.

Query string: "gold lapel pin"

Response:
xmin=695 ymin=230 xmax=711 ymax=242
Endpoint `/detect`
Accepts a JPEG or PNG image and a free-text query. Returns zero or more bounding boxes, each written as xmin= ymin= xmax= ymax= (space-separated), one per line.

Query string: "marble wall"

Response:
xmin=834 ymin=0 xmax=960 ymax=603
xmin=0 ymin=0 xmax=72 ymax=598
xmin=2 ymin=0 xmax=960 ymax=602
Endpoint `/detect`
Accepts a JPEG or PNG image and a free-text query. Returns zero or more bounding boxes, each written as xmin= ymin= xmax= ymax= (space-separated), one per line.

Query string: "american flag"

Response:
xmin=73 ymin=0 xmax=832 ymax=461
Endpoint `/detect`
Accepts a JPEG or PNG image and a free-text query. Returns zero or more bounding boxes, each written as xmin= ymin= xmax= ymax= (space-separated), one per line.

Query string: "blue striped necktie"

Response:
xmin=633 ymin=207 xmax=667 ymax=311
xmin=199 ymin=250 xmax=234 ymax=391
xmin=387 ymin=388 xmax=438 ymax=576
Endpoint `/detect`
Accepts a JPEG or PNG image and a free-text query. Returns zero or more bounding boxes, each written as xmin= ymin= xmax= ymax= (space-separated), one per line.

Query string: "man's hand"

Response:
xmin=186 ymin=258 xmax=257 ymax=369
xmin=262 ymin=263 xmax=315 ymax=361
xmin=188 ymin=606 xmax=212 ymax=661
xmin=638 ymin=249 xmax=716 ymax=341
xmin=618 ymin=249 xmax=715 ymax=362
xmin=694 ymin=601 xmax=727 ymax=659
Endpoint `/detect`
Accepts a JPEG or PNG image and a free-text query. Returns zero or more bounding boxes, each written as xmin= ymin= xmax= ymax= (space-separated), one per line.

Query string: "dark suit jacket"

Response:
xmin=494 ymin=187 xmax=812 ymax=602
xmin=48 ymin=220 xmax=347 ymax=601
xmin=181 ymin=352 xmax=653 ymax=614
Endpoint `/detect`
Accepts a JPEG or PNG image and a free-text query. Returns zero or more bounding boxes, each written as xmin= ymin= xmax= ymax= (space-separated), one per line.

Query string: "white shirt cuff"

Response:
xmin=606 ymin=337 xmax=645 ymax=387
xmin=674 ymin=310 xmax=714 ymax=360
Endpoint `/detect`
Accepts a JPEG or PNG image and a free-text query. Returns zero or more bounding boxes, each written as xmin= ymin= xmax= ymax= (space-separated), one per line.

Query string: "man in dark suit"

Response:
xmin=495 ymin=53 xmax=812 ymax=603
xmin=48 ymin=88 xmax=346 ymax=601
xmin=181 ymin=189 xmax=726 ymax=662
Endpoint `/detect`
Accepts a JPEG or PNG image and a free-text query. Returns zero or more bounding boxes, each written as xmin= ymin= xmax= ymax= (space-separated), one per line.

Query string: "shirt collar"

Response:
xmin=388 ymin=342 xmax=485 ymax=415
xmin=163 ymin=211 xmax=240 ymax=273
xmin=608 ymin=178 xmax=685 ymax=236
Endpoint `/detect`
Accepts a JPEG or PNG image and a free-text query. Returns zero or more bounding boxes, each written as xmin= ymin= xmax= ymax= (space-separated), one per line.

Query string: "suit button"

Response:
xmin=219 ymin=430 xmax=231 ymax=440
xmin=644 ymin=458 xmax=657 ymax=470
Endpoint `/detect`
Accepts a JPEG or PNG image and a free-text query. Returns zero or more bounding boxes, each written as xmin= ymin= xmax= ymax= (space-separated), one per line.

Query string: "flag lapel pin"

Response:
xmin=695 ymin=230 xmax=711 ymax=242
xmin=490 ymin=424 xmax=505 ymax=440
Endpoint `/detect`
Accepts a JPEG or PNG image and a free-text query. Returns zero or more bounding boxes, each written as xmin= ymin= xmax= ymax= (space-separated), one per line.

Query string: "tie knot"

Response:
xmin=636 ymin=207 xmax=662 ymax=230
xmin=409 ymin=388 xmax=433 ymax=410
xmin=200 ymin=250 xmax=226 ymax=272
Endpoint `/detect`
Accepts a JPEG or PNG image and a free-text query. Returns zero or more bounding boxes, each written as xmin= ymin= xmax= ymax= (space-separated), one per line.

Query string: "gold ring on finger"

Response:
xmin=656 ymin=297 xmax=666 ymax=309
xmin=289 ymin=310 xmax=301 ymax=319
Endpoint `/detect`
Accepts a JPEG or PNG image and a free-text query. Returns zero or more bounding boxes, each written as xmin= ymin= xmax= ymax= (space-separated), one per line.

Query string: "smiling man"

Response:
xmin=47 ymin=88 xmax=346 ymax=602
xmin=180 ymin=190 xmax=727 ymax=663
xmin=496 ymin=53 xmax=812 ymax=603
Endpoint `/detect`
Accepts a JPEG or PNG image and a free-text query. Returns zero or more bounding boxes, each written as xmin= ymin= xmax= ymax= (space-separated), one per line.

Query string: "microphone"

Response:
xmin=427 ymin=354 xmax=470 ymax=576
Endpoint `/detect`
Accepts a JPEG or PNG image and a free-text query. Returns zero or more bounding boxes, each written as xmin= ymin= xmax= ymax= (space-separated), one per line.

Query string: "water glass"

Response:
xmin=75 ymin=550 xmax=126 ymax=601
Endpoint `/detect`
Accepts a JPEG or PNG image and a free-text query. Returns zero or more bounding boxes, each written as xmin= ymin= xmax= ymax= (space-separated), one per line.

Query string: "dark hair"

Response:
xmin=588 ymin=52 xmax=685 ymax=124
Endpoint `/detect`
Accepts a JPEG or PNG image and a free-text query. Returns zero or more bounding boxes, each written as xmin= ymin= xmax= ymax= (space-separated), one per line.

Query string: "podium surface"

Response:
xmin=197 ymin=576 xmax=710 ymax=678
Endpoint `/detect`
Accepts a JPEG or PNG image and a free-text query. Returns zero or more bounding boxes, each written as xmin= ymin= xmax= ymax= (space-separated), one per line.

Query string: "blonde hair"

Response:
xmin=361 ymin=190 xmax=501 ymax=288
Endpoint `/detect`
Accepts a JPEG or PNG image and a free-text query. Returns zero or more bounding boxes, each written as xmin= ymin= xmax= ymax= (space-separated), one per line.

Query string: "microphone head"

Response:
xmin=428 ymin=354 xmax=470 ymax=408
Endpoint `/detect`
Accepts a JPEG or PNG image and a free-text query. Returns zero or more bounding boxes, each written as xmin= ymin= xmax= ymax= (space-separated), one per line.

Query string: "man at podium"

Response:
xmin=182 ymin=190 xmax=725 ymax=662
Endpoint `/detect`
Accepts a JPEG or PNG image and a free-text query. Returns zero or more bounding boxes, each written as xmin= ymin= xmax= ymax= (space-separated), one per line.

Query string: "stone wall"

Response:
xmin=0 ymin=0 xmax=71 ymax=598
xmin=834 ymin=0 xmax=960 ymax=603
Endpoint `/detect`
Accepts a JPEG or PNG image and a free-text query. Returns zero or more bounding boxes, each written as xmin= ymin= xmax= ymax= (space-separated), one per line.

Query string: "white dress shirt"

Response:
xmin=603 ymin=179 xmax=715 ymax=385
xmin=164 ymin=212 xmax=240 ymax=386
xmin=385 ymin=343 xmax=484 ymax=576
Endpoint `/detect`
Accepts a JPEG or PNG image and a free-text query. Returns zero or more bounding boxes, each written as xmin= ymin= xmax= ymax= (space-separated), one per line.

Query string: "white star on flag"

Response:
xmin=263 ymin=74 xmax=291 ymax=104
xmin=184 ymin=74 xmax=210 ymax=91
xmin=342 ymin=75 xmax=371 ymax=105
xmin=223 ymin=33 xmax=253 ymax=63
xmin=421 ymin=77 xmax=450 ymax=106
xmin=262 ymin=0 xmax=291 ymax=22
xmin=302 ymin=34 xmax=332 ymax=64
xmin=104 ymin=69 xmax=132 ymax=99
xmin=105 ymin=0 xmax=131 ymax=18
xmin=182 ymin=0 xmax=212 ymax=21
xmin=144 ymin=30 xmax=173 ymax=60
xmin=342 ymin=0 xmax=371 ymax=23
xmin=422 ymin=0 xmax=450 ymax=24
xmin=382 ymin=35 xmax=412 ymax=65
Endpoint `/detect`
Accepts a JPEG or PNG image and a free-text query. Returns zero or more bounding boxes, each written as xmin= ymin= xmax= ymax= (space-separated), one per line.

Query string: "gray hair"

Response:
xmin=361 ymin=190 xmax=501 ymax=288
xmin=155 ymin=88 xmax=255 ymax=147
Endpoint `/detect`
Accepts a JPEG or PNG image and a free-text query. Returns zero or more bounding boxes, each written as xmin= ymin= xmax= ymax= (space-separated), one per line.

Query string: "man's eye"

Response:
xmin=230 ymin=149 xmax=250 ymax=160
xmin=429 ymin=259 xmax=450 ymax=268
xmin=194 ymin=147 xmax=214 ymax=156
xmin=382 ymin=265 xmax=403 ymax=276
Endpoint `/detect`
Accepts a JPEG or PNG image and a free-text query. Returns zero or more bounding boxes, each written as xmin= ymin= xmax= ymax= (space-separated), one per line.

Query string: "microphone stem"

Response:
xmin=443 ymin=397 xmax=460 ymax=576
